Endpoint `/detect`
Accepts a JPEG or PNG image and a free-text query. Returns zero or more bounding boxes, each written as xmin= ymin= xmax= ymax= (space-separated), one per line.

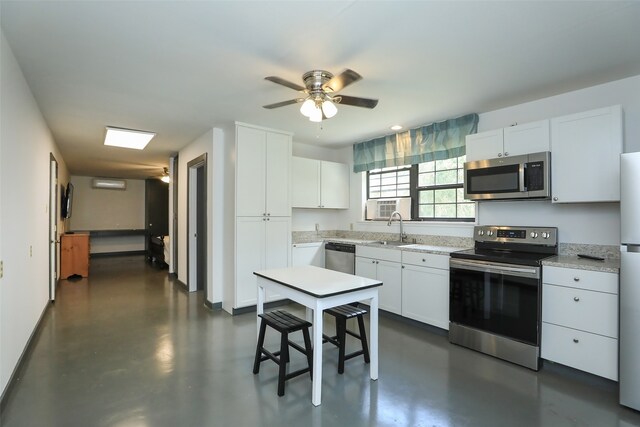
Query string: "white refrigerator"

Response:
xmin=620 ymin=152 xmax=640 ymax=411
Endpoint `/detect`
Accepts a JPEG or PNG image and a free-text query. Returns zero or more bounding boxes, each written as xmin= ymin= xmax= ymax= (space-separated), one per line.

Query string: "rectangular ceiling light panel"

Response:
xmin=104 ymin=126 xmax=155 ymax=150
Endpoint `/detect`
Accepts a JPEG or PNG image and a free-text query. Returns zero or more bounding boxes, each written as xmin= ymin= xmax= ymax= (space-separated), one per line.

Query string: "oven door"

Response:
xmin=449 ymin=258 xmax=541 ymax=346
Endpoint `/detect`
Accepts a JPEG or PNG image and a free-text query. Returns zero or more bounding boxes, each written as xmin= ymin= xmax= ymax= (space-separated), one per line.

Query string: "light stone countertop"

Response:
xmin=542 ymin=255 xmax=620 ymax=273
xmin=293 ymin=237 xmax=469 ymax=256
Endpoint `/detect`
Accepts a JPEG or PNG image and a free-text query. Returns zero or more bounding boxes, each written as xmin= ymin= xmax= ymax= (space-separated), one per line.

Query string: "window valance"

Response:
xmin=352 ymin=113 xmax=479 ymax=173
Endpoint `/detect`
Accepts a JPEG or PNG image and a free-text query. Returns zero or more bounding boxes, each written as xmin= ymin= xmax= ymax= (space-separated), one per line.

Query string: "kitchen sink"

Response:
xmin=372 ymin=240 xmax=407 ymax=247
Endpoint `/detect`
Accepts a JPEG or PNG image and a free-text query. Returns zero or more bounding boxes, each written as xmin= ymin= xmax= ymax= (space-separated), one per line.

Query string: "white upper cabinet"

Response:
xmin=236 ymin=124 xmax=292 ymax=216
xmin=503 ymin=120 xmax=550 ymax=157
xmin=465 ymin=129 xmax=503 ymax=161
xmin=292 ymin=157 xmax=350 ymax=209
xmin=466 ymin=120 xmax=550 ymax=162
xmin=550 ymin=105 xmax=623 ymax=203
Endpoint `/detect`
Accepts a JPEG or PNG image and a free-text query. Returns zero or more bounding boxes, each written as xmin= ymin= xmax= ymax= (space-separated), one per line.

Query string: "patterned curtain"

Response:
xmin=353 ymin=113 xmax=479 ymax=173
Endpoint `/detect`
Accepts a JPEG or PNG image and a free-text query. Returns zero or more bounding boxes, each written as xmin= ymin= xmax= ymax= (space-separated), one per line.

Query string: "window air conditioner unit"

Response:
xmin=92 ymin=178 xmax=126 ymax=190
xmin=365 ymin=197 xmax=411 ymax=220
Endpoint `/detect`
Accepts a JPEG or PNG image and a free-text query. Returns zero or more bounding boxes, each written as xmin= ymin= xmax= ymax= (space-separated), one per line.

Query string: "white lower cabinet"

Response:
xmin=235 ymin=217 xmax=291 ymax=308
xmin=292 ymin=242 xmax=324 ymax=267
xmin=541 ymin=265 xmax=619 ymax=381
xmin=355 ymin=246 xmax=402 ymax=315
xmin=401 ymin=262 xmax=449 ymax=330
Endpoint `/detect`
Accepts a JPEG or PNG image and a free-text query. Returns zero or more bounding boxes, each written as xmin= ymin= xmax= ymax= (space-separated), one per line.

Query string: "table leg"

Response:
xmin=312 ymin=302 xmax=323 ymax=406
xmin=257 ymin=282 xmax=265 ymax=339
xmin=370 ymin=293 xmax=379 ymax=380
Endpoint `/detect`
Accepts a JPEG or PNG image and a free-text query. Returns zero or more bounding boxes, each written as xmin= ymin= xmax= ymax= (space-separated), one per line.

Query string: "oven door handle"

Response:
xmin=450 ymin=258 xmax=540 ymax=279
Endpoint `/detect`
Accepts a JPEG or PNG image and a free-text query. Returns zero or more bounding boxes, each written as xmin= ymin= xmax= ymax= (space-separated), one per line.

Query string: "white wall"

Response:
xmin=68 ymin=175 xmax=146 ymax=253
xmin=334 ymin=74 xmax=640 ymax=245
xmin=176 ymin=127 xmax=233 ymax=305
xmin=477 ymin=74 xmax=640 ymax=245
xmin=0 ymin=30 xmax=69 ymax=397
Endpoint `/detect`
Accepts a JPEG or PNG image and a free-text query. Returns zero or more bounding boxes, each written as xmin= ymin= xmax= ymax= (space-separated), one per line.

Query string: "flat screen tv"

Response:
xmin=61 ymin=182 xmax=74 ymax=219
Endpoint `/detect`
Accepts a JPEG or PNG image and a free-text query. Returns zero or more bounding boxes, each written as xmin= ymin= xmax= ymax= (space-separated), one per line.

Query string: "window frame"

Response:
xmin=366 ymin=157 xmax=475 ymax=222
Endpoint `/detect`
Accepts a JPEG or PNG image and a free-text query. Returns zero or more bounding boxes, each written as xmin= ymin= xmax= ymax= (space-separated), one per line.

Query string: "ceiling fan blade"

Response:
xmin=264 ymin=76 xmax=306 ymax=92
xmin=335 ymin=95 xmax=378 ymax=109
xmin=262 ymin=99 xmax=304 ymax=109
xmin=322 ymin=69 xmax=362 ymax=93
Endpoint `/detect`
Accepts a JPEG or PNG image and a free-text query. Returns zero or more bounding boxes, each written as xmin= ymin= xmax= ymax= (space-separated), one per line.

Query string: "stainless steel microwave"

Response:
xmin=464 ymin=151 xmax=551 ymax=201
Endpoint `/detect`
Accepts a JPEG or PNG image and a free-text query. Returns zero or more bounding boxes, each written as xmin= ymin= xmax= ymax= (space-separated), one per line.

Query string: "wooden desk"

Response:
xmin=60 ymin=233 xmax=90 ymax=278
xmin=254 ymin=265 xmax=382 ymax=406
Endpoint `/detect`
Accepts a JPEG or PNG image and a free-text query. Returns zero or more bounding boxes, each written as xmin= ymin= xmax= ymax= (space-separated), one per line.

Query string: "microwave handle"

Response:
xmin=519 ymin=163 xmax=526 ymax=192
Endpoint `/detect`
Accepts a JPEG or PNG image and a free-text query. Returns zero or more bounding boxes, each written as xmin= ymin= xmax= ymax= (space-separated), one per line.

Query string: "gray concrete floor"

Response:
xmin=2 ymin=255 xmax=640 ymax=427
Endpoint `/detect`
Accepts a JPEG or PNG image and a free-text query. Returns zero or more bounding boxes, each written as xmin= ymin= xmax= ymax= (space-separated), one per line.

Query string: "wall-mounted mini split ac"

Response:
xmin=92 ymin=178 xmax=126 ymax=190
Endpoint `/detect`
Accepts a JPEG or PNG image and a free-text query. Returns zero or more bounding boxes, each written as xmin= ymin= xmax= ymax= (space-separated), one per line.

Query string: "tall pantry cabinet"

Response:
xmin=234 ymin=123 xmax=292 ymax=311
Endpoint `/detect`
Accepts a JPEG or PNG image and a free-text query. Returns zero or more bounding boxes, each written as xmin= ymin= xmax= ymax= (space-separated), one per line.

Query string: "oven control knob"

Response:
xmin=478 ymin=230 xmax=485 ymax=236
xmin=487 ymin=230 xmax=494 ymax=236
xmin=542 ymin=232 xmax=549 ymax=239
xmin=530 ymin=232 xmax=538 ymax=238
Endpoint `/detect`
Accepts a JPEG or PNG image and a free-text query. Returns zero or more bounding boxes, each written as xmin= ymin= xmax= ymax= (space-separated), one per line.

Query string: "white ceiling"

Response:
xmin=2 ymin=1 xmax=640 ymax=179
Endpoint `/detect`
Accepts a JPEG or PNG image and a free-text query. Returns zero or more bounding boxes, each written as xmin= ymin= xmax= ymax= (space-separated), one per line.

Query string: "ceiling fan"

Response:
xmin=263 ymin=69 xmax=378 ymax=122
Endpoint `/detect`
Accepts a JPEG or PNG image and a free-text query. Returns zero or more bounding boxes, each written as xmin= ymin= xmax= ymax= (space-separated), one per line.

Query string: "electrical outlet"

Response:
xmin=315 ymin=223 xmax=320 ymax=232
xmin=350 ymin=223 xmax=354 ymax=231
xmin=30 ymin=245 xmax=33 ymax=257
xmin=0 ymin=261 xmax=3 ymax=278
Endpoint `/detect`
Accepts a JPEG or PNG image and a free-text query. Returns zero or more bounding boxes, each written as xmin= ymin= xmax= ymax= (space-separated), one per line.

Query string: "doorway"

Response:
xmin=187 ymin=154 xmax=207 ymax=295
xmin=49 ymin=154 xmax=58 ymax=301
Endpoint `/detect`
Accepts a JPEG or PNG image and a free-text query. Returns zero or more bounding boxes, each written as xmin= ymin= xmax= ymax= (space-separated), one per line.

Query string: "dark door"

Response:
xmin=146 ymin=178 xmax=169 ymax=236
xmin=196 ymin=166 xmax=206 ymax=291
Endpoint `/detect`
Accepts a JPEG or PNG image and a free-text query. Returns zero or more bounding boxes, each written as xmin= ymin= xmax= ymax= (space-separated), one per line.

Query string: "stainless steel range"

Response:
xmin=449 ymin=225 xmax=558 ymax=370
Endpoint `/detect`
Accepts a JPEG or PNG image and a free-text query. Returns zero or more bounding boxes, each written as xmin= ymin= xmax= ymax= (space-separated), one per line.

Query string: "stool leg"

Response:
xmin=302 ymin=326 xmax=313 ymax=380
xmin=337 ymin=317 xmax=347 ymax=374
xmin=357 ymin=314 xmax=370 ymax=364
xmin=253 ymin=319 xmax=268 ymax=374
xmin=277 ymin=331 xmax=289 ymax=396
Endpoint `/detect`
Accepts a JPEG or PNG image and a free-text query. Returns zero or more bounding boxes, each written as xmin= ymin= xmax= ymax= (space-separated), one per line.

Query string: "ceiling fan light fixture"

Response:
xmin=321 ymin=100 xmax=338 ymax=118
xmin=300 ymin=99 xmax=316 ymax=117
xmin=309 ymin=107 xmax=323 ymax=122
xmin=161 ymin=167 xmax=170 ymax=183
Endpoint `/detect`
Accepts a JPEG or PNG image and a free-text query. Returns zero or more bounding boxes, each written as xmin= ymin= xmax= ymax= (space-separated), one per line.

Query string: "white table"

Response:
xmin=254 ymin=265 xmax=382 ymax=406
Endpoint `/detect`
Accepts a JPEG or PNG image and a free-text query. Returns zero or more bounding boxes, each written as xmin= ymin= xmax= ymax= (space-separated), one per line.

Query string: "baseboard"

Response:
xmin=231 ymin=299 xmax=292 ymax=315
xmin=204 ymin=300 xmax=222 ymax=310
xmin=90 ymin=250 xmax=147 ymax=258
xmin=168 ymin=272 xmax=177 ymax=279
xmin=1 ymin=300 xmax=52 ymax=411
xmin=176 ymin=279 xmax=188 ymax=291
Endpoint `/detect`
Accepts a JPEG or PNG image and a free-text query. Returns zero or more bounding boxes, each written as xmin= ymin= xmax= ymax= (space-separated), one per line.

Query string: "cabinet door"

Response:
xmin=377 ymin=260 xmax=402 ymax=315
xmin=292 ymin=243 xmax=324 ymax=267
xmin=235 ymin=217 xmax=265 ymax=308
xmin=355 ymin=256 xmax=377 ymax=280
xmin=320 ymin=161 xmax=350 ymax=209
xmin=292 ymin=157 xmax=321 ymax=208
xmin=401 ymin=264 xmax=449 ymax=329
xmin=551 ymin=105 xmax=623 ymax=203
xmin=265 ymin=132 xmax=292 ymax=216
xmin=264 ymin=217 xmax=291 ymax=301
xmin=236 ymin=126 xmax=266 ymax=216
xmin=503 ymin=120 xmax=550 ymax=157
xmin=465 ymin=129 xmax=504 ymax=161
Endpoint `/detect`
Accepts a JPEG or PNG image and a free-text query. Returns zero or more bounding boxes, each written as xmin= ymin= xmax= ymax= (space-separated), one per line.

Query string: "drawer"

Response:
xmin=356 ymin=245 xmax=401 ymax=263
xmin=543 ymin=265 xmax=618 ymax=294
xmin=402 ymin=251 xmax=449 ymax=270
xmin=542 ymin=284 xmax=618 ymax=338
xmin=542 ymin=322 xmax=618 ymax=381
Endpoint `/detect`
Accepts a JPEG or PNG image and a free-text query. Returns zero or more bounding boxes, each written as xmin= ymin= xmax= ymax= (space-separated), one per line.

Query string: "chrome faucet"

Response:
xmin=387 ymin=211 xmax=407 ymax=243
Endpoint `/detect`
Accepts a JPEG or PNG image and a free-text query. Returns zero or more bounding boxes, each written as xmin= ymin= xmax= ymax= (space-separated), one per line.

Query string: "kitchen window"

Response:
xmin=367 ymin=155 xmax=474 ymax=221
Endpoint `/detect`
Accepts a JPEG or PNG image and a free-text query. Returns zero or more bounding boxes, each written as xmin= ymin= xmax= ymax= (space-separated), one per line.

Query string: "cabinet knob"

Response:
xmin=573 ymin=277 xmax=580 ymax=282
xmin=263 ymin=213 xmax=266 ymax=216
xmin=497 ymin=153 xmax=502 ymax=157
xmin=504 ymin=152 xmax=509 ymax=156
xmin=266 ymin=218 xmax=270 ymax=221
xmin=376 ymin=261 xmax=379 ymax=264
xmin=573 ymin=296 xmax=580 ymax=302
xmin=573 ymin=338 xmax=579 ymax=343
xmin=402 ymin=265 xmax=405 ymax=269
xmin=267 ymin=213 xmax=270 ymax=216
xmin=422 ymin=258 xmax=426 ymax=262
xmin=553 ymin=197 xmax=558 ymax=201
xmin=372 ymin=260 xmax=375 ymax=264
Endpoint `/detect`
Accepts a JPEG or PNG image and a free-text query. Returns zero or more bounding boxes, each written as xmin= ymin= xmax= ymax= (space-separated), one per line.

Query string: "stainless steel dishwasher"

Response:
xmin=324 ymin=242 xmax=355 ymax=274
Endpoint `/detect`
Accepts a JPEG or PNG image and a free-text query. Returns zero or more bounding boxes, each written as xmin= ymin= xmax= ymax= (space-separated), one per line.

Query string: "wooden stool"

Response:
xmin=253 ymin=310 xmax=313 ymax=396
xmin=323 ymin=304 xmax=370 ymax=374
